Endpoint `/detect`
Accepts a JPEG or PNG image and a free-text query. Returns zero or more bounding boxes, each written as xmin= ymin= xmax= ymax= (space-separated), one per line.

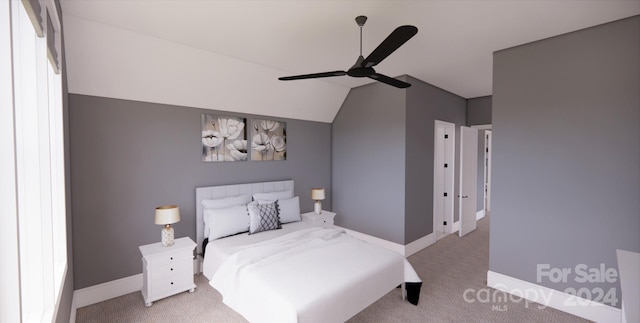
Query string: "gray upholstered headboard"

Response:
xmin=195 ymin=180 xmax=294 ymax=256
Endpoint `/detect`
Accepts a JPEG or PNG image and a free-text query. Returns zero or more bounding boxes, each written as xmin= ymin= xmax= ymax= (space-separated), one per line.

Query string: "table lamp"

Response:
xmin=311 ymin=188 xmax=325 ymax=215
xmin=155 ymin=205 xmax=180 ymax=247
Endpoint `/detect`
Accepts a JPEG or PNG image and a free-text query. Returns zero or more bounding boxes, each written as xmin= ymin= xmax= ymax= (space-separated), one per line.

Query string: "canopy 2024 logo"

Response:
xmin=537 ymin=264 xmax=618 ymax=306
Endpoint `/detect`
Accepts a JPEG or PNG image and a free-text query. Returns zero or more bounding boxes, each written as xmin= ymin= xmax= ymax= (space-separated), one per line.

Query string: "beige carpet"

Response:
xmin=76 ymin=216 xmax=590 ymax=322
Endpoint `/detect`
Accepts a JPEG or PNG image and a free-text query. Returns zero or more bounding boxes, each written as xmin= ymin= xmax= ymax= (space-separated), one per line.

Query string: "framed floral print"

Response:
xmin=201 ymin=114 xmax=247 ymax=162
xmin=251 ymin=119 xmax=286 ymax=161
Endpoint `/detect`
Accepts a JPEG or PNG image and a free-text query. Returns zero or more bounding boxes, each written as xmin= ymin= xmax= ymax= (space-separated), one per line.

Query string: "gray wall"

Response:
xmin=55 ymin=0 xmax=74 ymax=320
xmin=332 ymin=81 xmax=407 ymax=244
xmin=405 ymin=76 xmax=466 ymax=242
xmin=69 ymin=95 xmax=332 ymax=288
xmin=490 ymin=16 xmax=639 ymax=307
xmin=332 ymin=75 xmax=466 ymax=245
xmin=466 ymin=96 xmax=492 ymax=126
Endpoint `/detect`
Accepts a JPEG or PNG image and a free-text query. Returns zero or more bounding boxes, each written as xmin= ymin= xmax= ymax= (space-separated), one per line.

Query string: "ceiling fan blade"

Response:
xmin=279 ymin=71 xmax=347 ymax=81
xmin=362 ymin=25 xmax=418 ymax=68
xmin=368 ymin=73 xmax=412 ymax=88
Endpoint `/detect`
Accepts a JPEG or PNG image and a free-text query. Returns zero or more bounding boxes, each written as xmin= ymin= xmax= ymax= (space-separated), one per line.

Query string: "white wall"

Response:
xmin=63 ymin=14 xmax=348 ymax=123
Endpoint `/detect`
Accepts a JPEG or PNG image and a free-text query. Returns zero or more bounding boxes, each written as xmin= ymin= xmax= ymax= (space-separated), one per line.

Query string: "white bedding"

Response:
xmin=204 ymin=222 xmax=420 ymax=323
xmin=203 ymin=221 xmax=311 ymax=279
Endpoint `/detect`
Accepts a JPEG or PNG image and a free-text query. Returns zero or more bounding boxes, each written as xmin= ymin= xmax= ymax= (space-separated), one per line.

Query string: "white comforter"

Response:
xmin=209 ymin=226 xmax=420 ymax=323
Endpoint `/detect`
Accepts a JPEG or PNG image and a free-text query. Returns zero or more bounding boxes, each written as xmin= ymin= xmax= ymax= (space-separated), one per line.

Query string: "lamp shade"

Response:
xmin=154 ymin=205 xmax=180 ymax=225
xmin=311 ymin=188 xmax=325 ymax=201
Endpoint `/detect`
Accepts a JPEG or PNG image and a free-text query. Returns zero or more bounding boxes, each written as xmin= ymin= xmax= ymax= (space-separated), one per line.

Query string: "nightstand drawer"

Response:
xmin=150 ymin=272 xmax=193 ymax=296
xmin=149 ymin=259 xmax=192 ymax=280
xmin=308 ymin=217 xmax=331 ymax=227
xmin=302 ymin=211 xmax=336 ymax=228
xmin=145 ymin=251 xmax=192 ymax=265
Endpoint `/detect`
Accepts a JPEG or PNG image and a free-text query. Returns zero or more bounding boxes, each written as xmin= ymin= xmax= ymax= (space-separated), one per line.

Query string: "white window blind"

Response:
xmin=4 ymin=0 xmax=68 ymax=321
xmin=0 ymin=0 xmax=22 ymax=322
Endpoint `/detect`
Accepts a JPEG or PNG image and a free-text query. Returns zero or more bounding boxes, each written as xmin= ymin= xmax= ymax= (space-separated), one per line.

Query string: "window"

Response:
xmin=1 ymin=0 xmax=67 ymax=321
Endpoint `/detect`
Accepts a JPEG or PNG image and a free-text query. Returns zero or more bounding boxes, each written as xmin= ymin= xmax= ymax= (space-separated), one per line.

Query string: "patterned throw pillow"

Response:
xmin=248 ymin=201 xmax=282 ymax=234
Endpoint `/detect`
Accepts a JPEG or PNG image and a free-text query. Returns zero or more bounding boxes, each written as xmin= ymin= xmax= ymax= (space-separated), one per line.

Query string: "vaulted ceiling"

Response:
xmin=60 ymin=0 xmax=639 ymax=122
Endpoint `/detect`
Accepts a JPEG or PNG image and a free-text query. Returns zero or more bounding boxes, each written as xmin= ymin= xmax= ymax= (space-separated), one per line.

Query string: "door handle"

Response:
xmin=462 ymin=195 xmax=469 ymax=198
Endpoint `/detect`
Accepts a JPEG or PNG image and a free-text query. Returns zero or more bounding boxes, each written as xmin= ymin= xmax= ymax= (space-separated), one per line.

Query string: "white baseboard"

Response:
xmin=476 ymin=210 xmax=485 ymax=220
xmin=70 ymin=273 xmax=142 ymax=323
xmin=405 ymin=232 xmax=436 ymax=257
xmin=487 ymin=270 xmax=621 ymax=323
xmin=69 ymin=306 xmax=75 ymax=323
xmin=336 ymin=225 xmax=435 ymax=257
xmin=336 ymin=225 xmax=405 ymax=255
xmin=69 ymin=259 xmax=199 ymax=323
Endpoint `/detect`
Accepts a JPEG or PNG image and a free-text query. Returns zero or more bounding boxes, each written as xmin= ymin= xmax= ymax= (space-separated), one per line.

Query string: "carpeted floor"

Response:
xmin=76 ymin=216 xmax=590 ymax=322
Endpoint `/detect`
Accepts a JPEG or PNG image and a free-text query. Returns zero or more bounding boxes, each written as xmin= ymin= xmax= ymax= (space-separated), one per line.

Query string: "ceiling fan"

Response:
xmin=278 ymin=16 xmax=418 ymax=88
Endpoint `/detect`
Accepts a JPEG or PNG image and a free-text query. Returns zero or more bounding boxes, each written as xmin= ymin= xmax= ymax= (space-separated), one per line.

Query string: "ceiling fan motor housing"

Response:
xmin=348 ymin=55 xmax=375 ymax=77
xmin=347 ymin=67 xmax=375 ymax=77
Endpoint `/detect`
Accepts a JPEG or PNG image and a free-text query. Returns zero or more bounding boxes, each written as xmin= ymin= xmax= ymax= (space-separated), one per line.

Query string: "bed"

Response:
xmin=196 ymin=180 xmax=421 ymax=323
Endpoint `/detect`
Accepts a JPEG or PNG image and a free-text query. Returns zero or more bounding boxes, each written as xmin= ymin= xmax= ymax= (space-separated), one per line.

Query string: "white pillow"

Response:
xmin=204 ymin=205 xmax=250 ymax=240
xmin=247 ymin=202 xmax=260 ymax=233
xmin=252 ymin=190 xmax=293 ymax=201
xmin=202 ymin=195 xmax=251 ymax=209
xmin=258 ymin=196 xmax=301 ymax=224
xmin=201 ymin=195 xmax=251 ymax=238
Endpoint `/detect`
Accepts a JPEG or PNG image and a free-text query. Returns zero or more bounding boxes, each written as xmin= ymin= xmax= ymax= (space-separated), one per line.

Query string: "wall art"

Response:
xmin=201 ymin=114 xmax=247 ymax=162
xmin=251 ymin=119 xmax=286 ymax=161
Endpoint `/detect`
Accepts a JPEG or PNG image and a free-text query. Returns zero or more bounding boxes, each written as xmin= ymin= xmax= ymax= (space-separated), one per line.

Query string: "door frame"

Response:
xmin=484 ymin=130 xmax=492 ymax=216
xmin=459 ymin=126 xmax=479 ymax=237
xmin=471 ymin=125 xmax=492 ymax=218
xmin=433 ymin=120 xmax=455 ymax=236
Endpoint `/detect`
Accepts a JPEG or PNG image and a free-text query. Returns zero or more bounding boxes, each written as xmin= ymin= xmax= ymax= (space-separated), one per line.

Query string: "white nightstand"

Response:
xmin=139 ymin=237 xmax=196 ymax=307
xmin=302 ymin=210 xmax=336 ymax=228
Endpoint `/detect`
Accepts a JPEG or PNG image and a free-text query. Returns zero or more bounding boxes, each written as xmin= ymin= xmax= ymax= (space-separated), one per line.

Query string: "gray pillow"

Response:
xmin=248 ymin=201 xmax=282 ymax=234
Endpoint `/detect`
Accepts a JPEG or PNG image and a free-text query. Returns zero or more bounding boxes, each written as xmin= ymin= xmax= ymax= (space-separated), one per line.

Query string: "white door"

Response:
xmin=433 ymin=121 xmax=455 ymax=236
xmin=459 ymin=126 xmax=478 ymax=237
xmin=434 ymin=127 xmax=445 ymax=234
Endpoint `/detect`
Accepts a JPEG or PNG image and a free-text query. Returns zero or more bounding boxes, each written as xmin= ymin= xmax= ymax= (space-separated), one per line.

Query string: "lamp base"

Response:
xmin=314 ymin=201 xmax=322 ymax=215
xmin=161 ymin=225 xmax=174 ymax=247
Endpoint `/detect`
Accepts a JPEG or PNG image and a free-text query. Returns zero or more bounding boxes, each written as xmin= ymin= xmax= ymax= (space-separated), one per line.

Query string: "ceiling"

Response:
xmin=60 ymin=0 xmax=639 ymax=120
